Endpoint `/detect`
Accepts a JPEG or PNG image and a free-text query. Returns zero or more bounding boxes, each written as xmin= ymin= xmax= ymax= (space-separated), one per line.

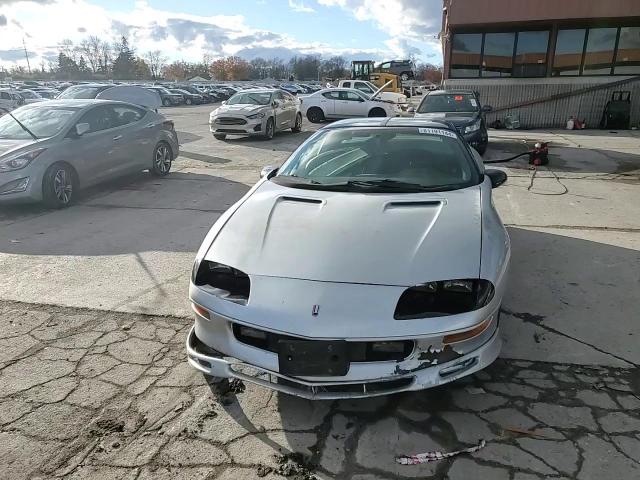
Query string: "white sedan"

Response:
xmin=300 ymin=87 xmax=401 ymax=123
xmin=186 ymin=117 xmax=510 ymax=399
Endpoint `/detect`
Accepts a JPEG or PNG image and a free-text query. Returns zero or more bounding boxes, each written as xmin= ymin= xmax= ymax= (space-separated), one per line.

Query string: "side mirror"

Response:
xmin=260 ymin=165 xmax=278 ymax=179
xmin=486 ymin=169 xmax=507 ymax=188
xmin=75 ymin=123 xmax=90 ymax=137
xmin=482 ymin=105 xmax=493 ymax=113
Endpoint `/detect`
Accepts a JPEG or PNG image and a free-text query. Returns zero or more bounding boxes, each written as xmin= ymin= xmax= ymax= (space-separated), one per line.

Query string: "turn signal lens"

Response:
xmin=192 ymin=303 xmax=210 ymax=320
xmin=443 ymin=315 xmax=493 ymax=345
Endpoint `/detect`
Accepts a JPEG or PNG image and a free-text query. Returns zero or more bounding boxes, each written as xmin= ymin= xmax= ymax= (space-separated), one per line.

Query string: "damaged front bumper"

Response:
xmin=185 ymin=308 xmax=501 ymax=400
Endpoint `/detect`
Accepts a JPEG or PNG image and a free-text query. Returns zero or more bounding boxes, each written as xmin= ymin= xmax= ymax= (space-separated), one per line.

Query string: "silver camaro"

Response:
xmin=187 ymin=117 xmax=510 ymax=399
xmin=0 ymin=99 xmax=178 ymax=207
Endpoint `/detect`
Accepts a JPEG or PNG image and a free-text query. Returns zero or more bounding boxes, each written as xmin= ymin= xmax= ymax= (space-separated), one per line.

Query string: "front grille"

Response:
xmin=216 ymin=117 xmax=247 ymax=125
xmin=276 ymin=376 xmax=413 ymax=394
xmin=232 ymin=324 xmax=414 ymax=362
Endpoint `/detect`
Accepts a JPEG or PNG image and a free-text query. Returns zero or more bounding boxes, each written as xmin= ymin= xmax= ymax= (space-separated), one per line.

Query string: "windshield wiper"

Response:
xmin=0 ymin=108 xmax=38 ymax=141
xmin=345 ymin=179 xmax=430 ymax=190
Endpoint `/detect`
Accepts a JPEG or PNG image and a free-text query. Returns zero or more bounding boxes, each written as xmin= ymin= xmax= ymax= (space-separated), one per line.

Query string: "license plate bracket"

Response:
xmin=278 ymin=339 xmax=349 ymax=376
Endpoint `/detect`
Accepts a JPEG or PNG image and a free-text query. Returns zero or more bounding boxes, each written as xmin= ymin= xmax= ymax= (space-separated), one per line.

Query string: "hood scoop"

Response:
xmin=280 ymin=196 xmax=323 ymax=205
xmin=384 ymin=200 xmax=444 ymax=210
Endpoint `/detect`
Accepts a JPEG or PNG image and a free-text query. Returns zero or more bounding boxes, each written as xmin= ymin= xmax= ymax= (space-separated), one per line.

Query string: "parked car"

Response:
xmin=169 ymin=88 xmax=203 ymax=105
xmin=415 ymin=90 xmax=492 ymax=155
xmin=280 ymin=83 xmax=304 ymax=95
xmin=31 ymin=88 xmax=60 ymax=99
xmin=0 ymin=89 xmax=24 ymax=110
xmin=183 ymin=85 xmax=215 ymax=103
xmin=145 ymin=86 xmax=183 ymax=106
xmin=56 ymin=84 xmax=113 ymax=100
xmin=18 ymin=89 xmax=46 ymax=105
xmin=300 ymin=87 xmax=401 ymax=123
xmin=337 ymin=79 xmax=407 ymax=104
xmin=209 ymin=88 xmax=302 ymax=140
xmin=186 ymin=117 xmax=510 ymax=399
xmin=377 ymin=59 xmax=415 ymax=81
xmin=0 ymin=98 xmax=178 ymax=208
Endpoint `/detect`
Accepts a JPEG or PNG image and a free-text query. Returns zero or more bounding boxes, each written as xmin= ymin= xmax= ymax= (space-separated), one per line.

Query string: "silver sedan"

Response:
xmin=0 ymin=99 xmax=179 ymax=208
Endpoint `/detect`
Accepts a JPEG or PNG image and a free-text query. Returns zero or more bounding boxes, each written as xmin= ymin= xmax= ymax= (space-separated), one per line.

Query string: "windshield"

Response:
xmin=21 ymin=91 xmax=41 ymax=99
xmin=274 ymin=127 xmax=478 ymax=193
xmin=0 ymin=105 xmax=78 ymax=139
xmin=418 ymin=94 xmax=479 ymax=113
xmin=57 ymin=86 xmax=105 ymax=99
xmin=227 ymin=92 xmax=272 ymax=105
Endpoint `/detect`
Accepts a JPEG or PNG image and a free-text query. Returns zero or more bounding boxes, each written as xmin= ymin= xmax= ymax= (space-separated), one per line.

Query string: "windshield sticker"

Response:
xmin=470 ymin=98 xmax=478 ymax=107
xmin=454 ymin=95 xmax=464 ymax=101
xmin=418 ymin=128 xmax=457 ymax=138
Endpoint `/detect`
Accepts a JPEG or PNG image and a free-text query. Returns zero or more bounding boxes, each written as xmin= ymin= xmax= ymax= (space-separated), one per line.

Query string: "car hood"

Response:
xmin=214 ymin=104 xmax=267 ymax=115
xmin=0 ymin=138 xmax=37 ymax=158
xmin=204 ymin=180 xmax=482 ymax=286
xmin=414 ymin=111 xmax=479 ymax=126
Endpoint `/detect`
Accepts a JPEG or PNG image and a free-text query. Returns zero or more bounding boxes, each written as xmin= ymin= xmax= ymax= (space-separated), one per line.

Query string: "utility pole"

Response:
xmin=23 ymin=38 xmax=31 ymax=74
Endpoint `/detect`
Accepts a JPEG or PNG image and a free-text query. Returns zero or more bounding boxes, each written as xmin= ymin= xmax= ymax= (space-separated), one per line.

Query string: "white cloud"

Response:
xmin=318 ymin=0 xmax=442 ymax=61
xmin=288 ymin=0 xmax=315 ymax=13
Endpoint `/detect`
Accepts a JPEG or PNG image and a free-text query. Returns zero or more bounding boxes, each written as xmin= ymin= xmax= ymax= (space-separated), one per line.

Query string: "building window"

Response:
xmin=482 ymin=33 xmax=515 ymax=77
xmin=514 ymin=31 xmax=549 ymax=77
xmin=583 ymin=28 xmax=618 ymax=75
xmin=553 ymin=29 xmax=586 ymax=76
xmin=615 ymin=27 xmax=640 ymax=74
xmin=450 ymin=33 xmax=482 ymax=78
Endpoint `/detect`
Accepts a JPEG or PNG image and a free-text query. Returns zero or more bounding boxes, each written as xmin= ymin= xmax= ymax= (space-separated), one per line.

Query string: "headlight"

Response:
xmin=247 ymin=112 xmax=266 ymax=120
xmin=394 ymin=279 xmax=494 ymax=320
xmin=193 ymin=260 xmax=250 ymax=305
xmin=0 ymin=148 xmax=47 ymax=172
xmin=464 ymin=120 xmax=481 ymax=134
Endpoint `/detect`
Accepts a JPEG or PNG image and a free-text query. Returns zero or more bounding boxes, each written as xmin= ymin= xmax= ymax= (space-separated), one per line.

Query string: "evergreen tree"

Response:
xmin=112 ymin=36 xmax=136 ymax=79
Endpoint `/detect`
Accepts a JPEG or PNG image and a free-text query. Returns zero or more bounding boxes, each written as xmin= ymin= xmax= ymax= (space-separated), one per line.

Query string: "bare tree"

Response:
xmin=58 ymin=39 xmax=79 ymax=63
xmin=144 ymin=50 xmax=168 ymax=79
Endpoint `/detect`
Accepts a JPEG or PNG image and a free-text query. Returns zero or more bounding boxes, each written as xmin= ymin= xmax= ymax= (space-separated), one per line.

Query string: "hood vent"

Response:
xmin=385 ymin=200 xmax=443 ymax=210
xmin=280 ymin=196 xmax=323 ymax=205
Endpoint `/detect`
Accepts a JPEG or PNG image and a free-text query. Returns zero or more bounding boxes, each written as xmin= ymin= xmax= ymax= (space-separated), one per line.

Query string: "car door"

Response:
xmin=319 ymin=91 xmax=337 ymax=117
xmin=282 ymin=91 xmax=298 ymax=125
xmin=65 ymin=104 xmax=120 ymax=186
xmin=272 ymin=91 xmax=291 ymax=130
xmin=336 ymin=91 xmax=368 ymax=117
xmin=107 ymin=104 xmax=153 ymax=174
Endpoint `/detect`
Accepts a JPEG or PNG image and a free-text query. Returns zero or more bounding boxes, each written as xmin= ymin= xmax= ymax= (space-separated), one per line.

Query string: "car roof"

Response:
xmin=322 ymin=117 xmax=458 ymax=131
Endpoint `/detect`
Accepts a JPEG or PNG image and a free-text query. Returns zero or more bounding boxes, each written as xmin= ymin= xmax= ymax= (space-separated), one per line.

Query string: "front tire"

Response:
xmin=42 ymin=163 xmax=77 ymax=209
xmin=306 ymin=107 xmax=324 ymax=123
xmin=292 ymin=113 xmax=302 ymax=132
xmin=151 ymin=142 xmax=172 ymax=176
xmin=162 ymin=98 xmax=171 ymax=107
xmin=263 ymin=117 xmax=275 ymax=140
xmin=368 ymin=107 xmax=387 ymax=117
xmin=475 ymin=142 xmax=488 ymax=156
xmin=185 ymin=98 xmax=192 ymax=105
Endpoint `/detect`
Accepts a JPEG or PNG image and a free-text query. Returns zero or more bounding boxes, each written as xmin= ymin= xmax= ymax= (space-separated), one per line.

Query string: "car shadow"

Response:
xmin=219 ymin=128 xmax=318 ymax=153
xmin=0 ymin=170 xmax=250 ymax=256
xmin=210 ymin=226 xmax=639 ymax=477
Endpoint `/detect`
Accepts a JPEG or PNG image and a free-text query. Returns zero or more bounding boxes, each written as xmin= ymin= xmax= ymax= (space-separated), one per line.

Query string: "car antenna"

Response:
xmin=0 ymin=107 xmax=38 ymax=141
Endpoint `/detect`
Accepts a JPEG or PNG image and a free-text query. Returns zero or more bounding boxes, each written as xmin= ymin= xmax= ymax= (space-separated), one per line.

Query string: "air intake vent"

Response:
xmin=385 ymin=200 xmax=442 ymax=210
xmin=280 ymin=196 xmax=322 ymax=204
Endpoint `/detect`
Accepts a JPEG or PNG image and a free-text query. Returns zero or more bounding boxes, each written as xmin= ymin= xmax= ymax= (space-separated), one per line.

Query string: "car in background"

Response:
xmin=56 ymin=84 xmax=113 ymax=100
xmin=300 ymin=87 xmax=401 ymax=123
xmin=377 ymin=59 xmax=415 ymax=81
xmin=178 ymin=85 xmax=214 ymax=103
xmin=414 ymin=90 xmax=492 ymax=155
xmin=337 ymin=79 xmax=407 ymax=105
xmin=0 ymin=89 xmax=25 ymax=110
xmin=31 ymin=88 xmax=60 ymax=99
xmin=0 ymin=99 xmax=178 ymax=208
xmin=18 ymin=90 xmax=46 ymax=105
xmin=280 ymin=83 xmax=304 ymax=95
xmin=145 ymin=86 xmax=183 ymax=107
xmin=209 ymin=88 xmax=302 ymax=140
xmin=186 ymin=117 xmax=510 ymax=399
xmin=169 ymin=88 xmax=203 ymax=105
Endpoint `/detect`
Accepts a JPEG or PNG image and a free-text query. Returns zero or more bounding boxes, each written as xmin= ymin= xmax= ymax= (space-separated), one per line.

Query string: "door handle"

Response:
xmin=113 ymin=135 xmax=122 ymax=141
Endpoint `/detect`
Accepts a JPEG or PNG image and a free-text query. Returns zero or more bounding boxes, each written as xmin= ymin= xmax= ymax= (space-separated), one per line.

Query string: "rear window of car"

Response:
xmin=274 ymin=127 xmax=479 ymax=192
xmin=57 ymin=86 xmax=107 ymax=99
xmin=418 ymin=94 xmax=479 ymax=113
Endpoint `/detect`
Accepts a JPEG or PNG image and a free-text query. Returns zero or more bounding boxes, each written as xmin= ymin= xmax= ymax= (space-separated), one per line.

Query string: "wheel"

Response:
xmin=368 ymin=108 xmax=387 ymax=117
xmin=306 ymin=107 xmax=324 ymax=123
xmin=263 ymin=117 xmax=275 ymax=140
xmin=475 ymin=142 xmax=488 ymax=156
xmin=291 ymin=113 xmax=302 ymax=132
xmin=162 ymin=98 xmax=171 ymax=107
xmin=42 ymin=163 xmax=77 ymax=209
xmin=213 ymin=133 xmax=226 ymax=140
xmin=151 ymin=142 xmax=172 ymax=176
xmin=185 ymin=98 xmax=192 ymax=105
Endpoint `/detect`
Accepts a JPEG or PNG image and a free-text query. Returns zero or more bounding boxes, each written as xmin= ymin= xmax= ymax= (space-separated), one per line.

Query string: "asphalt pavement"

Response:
xmin=0 ymin=103 xmax=639 ymax=479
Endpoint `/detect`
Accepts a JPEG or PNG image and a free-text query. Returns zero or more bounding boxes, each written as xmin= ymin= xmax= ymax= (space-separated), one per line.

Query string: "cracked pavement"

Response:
xmin=1 ymin=105 xmax=639 ymax=479
xmin=2 ymin=300 xmax=639 ymax=480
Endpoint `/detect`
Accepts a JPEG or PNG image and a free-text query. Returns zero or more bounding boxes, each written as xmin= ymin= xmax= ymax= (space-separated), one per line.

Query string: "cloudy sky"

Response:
xmin=0 ymin=0 xmax=444 ymax=69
